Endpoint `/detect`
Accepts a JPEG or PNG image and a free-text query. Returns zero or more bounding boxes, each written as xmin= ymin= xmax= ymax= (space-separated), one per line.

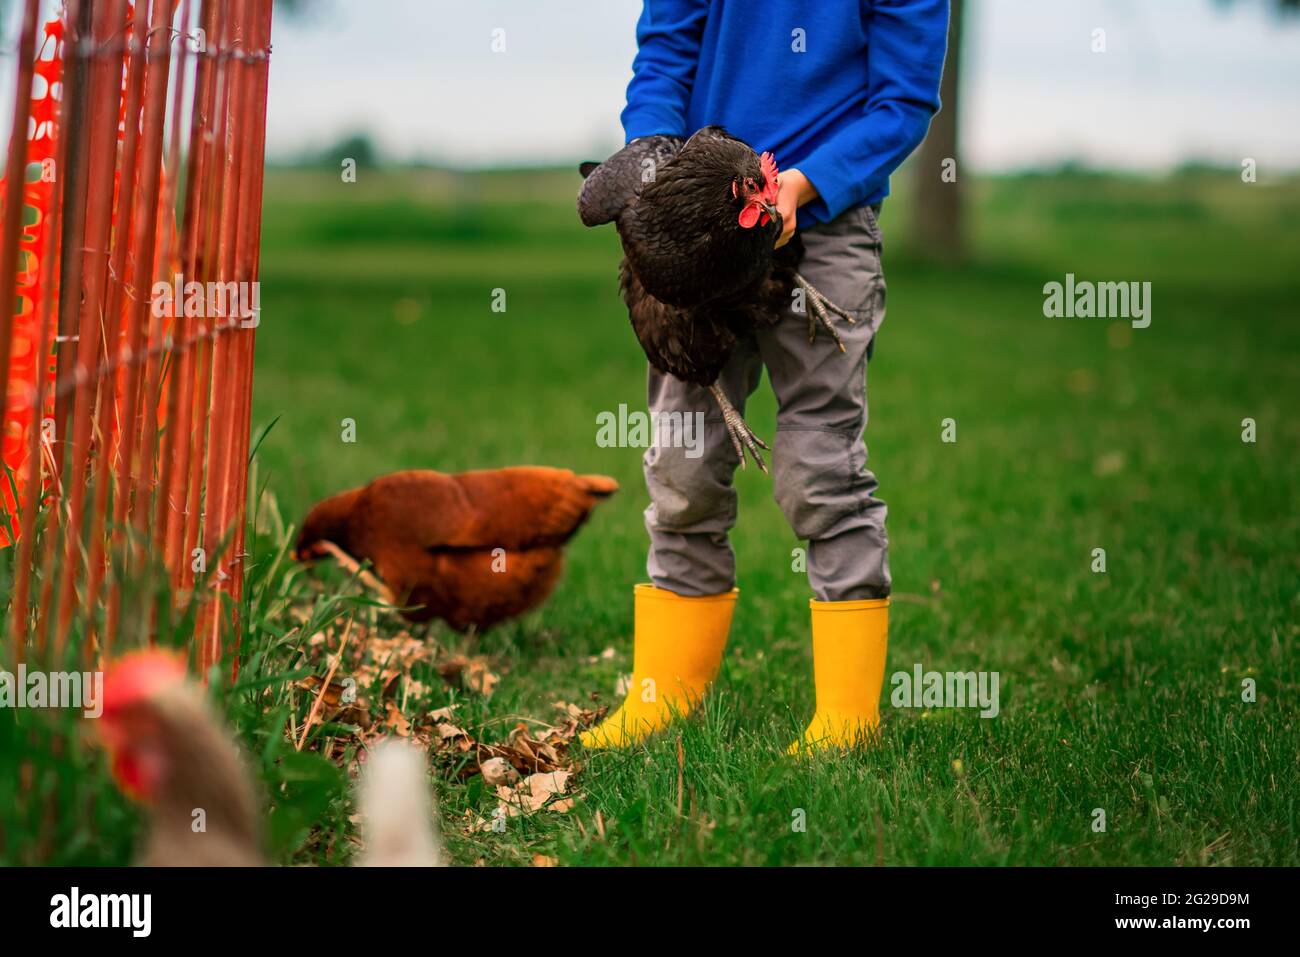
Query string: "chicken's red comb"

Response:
xmin=759 ymin=152 xmax=780 ymax=203
xmin=101 ymin=650 xmax=188 ymax=718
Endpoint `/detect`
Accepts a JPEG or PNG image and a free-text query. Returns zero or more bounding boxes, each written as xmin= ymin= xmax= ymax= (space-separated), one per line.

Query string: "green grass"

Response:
xmin=242 ymin=165 xmax=1299 ymax=865
xmin=4 ymin=164 xmax=1297 ymax=866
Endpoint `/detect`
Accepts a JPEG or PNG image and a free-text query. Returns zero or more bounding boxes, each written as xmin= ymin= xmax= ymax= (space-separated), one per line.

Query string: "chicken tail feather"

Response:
xmin=357 ymin=739 xmax=446 ymax=867
xmin=577 ymin=134 xmax=683 ymax=227
xmin=579 ymin=474 xmax=620 ymax=498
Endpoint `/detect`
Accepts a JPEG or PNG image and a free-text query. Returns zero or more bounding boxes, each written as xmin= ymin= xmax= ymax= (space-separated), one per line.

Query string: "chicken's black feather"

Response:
xmin=578 ymin=127 xmax=807 ymax=387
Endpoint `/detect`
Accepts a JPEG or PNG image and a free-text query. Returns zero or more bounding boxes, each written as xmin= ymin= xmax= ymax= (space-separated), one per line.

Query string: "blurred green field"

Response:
xmin=249 ymin=164 xmax=1299 ymax=865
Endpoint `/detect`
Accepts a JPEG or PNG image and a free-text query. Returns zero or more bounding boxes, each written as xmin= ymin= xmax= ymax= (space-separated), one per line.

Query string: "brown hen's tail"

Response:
xmin=579 ymin=474 xmax=620 ymax=498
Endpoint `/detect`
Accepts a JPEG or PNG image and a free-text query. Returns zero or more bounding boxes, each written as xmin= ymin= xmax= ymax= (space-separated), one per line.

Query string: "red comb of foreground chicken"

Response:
xmin=100 ymin=653 xmax=449 ymax=868
xmin=294 ymin=467 xmax=619 ymax=631
xmin=577 ymin=127 xmax=857 ymax=470
xmin=736 ymin=152 xmax=781 ymax=229
xmin=98 ymin=651 xmax=264 ymax=866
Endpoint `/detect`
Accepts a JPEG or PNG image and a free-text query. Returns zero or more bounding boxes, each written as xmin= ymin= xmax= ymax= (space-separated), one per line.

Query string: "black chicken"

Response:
xmin=577 ymin=126 xmax=854 ymax=471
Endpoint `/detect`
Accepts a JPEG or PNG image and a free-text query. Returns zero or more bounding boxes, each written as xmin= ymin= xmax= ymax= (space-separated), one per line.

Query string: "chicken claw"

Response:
xmin=793 ymin=272 xmax=856 ymax=353
xmin=709 ymin=383 xmax=769 ymax=473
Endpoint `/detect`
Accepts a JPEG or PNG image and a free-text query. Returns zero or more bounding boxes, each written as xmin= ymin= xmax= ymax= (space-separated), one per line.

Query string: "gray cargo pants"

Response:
xmin=643 ymin=203 xmax=890 ymax=601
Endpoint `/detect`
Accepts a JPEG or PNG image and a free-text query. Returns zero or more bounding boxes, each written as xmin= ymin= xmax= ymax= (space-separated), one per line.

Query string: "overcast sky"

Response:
xmin=5 ymin=0 xmax=1300 ymax=171
xmin=258 ymin=0 xmax=1300 ymax=171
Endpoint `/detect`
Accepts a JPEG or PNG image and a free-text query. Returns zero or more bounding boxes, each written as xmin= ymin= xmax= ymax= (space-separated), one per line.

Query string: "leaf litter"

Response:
xmin=292 ymin=615 xmax=606 ymax=837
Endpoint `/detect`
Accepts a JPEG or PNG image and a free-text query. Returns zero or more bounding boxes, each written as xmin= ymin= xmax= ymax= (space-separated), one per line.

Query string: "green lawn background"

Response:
xmin=247 ymin=165 xmax=1299 ymax=865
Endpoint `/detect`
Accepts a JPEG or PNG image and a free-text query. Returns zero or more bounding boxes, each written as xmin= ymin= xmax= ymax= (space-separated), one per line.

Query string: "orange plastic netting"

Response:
xmin=2 ymin=17 xmax=62 ymax=545
xmin=0 ymin=8 xmax=177 ymax=546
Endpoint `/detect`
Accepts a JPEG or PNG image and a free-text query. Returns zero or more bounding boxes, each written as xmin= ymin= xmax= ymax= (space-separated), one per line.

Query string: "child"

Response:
xmin=581 ymin=0 xmax=949 ymax=752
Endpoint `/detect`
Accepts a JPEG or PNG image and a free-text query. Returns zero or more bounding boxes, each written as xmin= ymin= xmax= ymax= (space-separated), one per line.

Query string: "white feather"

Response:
xmin=357 ymin=739 xmax=445 ymax=867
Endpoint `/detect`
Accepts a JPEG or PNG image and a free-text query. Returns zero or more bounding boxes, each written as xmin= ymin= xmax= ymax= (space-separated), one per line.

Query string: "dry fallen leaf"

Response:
xmin=296 ymin=673 xmax=351 ymax=708
xmin=295 ymin=673 xmax=372 ymax=737
xmin=436 ymin=721 xmax=468 ymax=741
xmin=480 ymin=757 xmax=519 ymax=787
xmin=383 ymin=701 xmax=412 ymax=737
xmin=290 ymin=614 xmax=607 ymax=835
xmin=529 ymin=769 xmax=571 ymax=801
xmin=436 ymin=655 xmax=502 ymax=697
xmin=495 ymin=769 xmax=572 ymax=816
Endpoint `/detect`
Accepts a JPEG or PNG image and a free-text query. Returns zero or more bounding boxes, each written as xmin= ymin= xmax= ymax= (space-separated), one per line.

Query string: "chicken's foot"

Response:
xmin=709 ymin=383 xmax=769 ymax=473
xmin=793 ymin=272 xmax=856 ymax=352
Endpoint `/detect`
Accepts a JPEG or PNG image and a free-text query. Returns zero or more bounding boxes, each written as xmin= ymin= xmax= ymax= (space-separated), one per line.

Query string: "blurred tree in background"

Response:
xmin=276 ymin=0 xmax=328 ymax=18
xmin=911 ymin=0 xmax=1299 ymax=263
xmin=316 ymin=131 xmax=379 ymax=169
xmin=913 ymin=0 xmax=965 ymax=263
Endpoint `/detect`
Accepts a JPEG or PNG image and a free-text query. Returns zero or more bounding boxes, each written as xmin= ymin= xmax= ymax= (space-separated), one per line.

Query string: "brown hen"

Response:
xmin=294 ymin=467 xmax=618 ymax=631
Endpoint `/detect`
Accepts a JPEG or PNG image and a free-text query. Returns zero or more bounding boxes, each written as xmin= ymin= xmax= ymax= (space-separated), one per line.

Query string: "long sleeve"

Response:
xmin=620 ymin=0 xmax=710 ymax=142
xmin=798 ymin=0 xmax=950 ymax=221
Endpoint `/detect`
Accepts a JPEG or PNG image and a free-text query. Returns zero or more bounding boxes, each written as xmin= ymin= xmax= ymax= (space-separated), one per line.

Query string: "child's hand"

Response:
xmin=774 ymin=168 xmax=818 ymax=248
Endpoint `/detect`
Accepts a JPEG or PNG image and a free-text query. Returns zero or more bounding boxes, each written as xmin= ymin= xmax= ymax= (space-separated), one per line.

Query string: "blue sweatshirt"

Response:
xmin=621 ymin=0 xmax=949 ymax=225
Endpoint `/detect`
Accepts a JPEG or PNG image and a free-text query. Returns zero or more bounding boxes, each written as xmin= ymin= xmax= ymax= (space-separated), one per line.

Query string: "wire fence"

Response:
xmin=0 ymin=0 xmax=273 ymax=676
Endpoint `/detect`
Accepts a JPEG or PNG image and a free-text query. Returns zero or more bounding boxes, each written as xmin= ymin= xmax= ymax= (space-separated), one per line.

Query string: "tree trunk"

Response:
xmin=913 ymin=0 xmax=964 ymax=261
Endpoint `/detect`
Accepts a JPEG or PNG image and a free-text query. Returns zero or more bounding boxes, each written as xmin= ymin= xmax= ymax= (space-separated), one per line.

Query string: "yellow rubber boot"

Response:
xmin=787 ymin=597 xmax=889 ymax=754
xmin=579 ymin=584 xmax=736 ymax=749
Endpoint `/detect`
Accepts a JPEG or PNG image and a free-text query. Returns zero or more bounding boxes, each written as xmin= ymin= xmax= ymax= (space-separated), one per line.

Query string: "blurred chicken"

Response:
xmin=294 ymin=467 xmax=619 ymax=631
xmin=99 ymin=650 xmax=264 ymax=867
xmin=99 ymin=651 xmax=446 ymax=867
xmin=356 ymin=739 xmax=445 ymax=867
